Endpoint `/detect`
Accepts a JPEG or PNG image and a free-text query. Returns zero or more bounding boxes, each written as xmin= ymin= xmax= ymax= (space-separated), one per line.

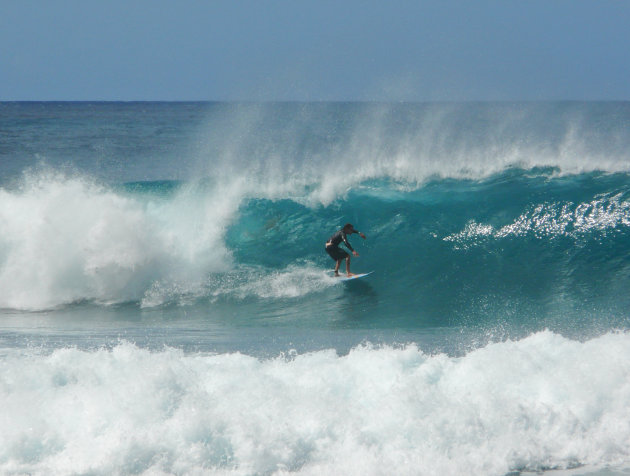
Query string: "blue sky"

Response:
xmin=2 ymin=0 xmax=629 ymax=101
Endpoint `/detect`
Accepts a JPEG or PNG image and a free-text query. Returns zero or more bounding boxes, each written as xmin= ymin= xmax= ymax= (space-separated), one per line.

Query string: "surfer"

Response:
xmin=325 ymin=223 xmax=366 ymax=277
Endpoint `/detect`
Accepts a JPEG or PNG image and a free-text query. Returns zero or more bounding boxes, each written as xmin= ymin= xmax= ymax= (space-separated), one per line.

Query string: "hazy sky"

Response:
xmin=2 ymin=0 xmax=629 ymax=101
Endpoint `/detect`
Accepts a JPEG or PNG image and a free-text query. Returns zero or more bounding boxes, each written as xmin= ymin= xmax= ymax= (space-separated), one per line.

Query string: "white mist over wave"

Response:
xmin=0 ymin=172 xmax=237 ymax=310
xmin=190 ymin=103 xmax=630 ymax=207
xmin=1 ymin=331 xmax=629 ymax=475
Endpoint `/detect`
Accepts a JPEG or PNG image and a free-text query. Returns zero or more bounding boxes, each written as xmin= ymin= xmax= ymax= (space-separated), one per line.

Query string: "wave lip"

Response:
xmin=1 ymin=331 xmax=629 ymax=475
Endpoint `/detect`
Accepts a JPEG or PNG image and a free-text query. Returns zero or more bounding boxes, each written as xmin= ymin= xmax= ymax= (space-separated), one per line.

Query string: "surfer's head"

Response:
xmin=343 ymin=223 xmax=356 ymax=233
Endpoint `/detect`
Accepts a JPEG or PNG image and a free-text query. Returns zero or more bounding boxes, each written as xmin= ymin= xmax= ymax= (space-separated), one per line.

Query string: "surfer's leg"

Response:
xmin=345 ymin=256 xmax=354 ymax=276
xmin=329 ymin=247 xmax=348 ymax=277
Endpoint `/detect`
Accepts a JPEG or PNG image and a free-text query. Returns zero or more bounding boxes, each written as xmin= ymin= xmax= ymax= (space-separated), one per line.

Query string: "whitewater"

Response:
xmin=1 ymin=101 xmax=630 ymax=475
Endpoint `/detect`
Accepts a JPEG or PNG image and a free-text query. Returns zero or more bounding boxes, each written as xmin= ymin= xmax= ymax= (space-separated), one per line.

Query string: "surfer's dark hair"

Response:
xmin=343 ymin=223 xmax=355 ymax=232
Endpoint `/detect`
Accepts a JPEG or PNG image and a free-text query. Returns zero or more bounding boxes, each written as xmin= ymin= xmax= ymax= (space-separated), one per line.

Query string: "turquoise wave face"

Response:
xmin=224 ymin=170 xmax=630 ymax=334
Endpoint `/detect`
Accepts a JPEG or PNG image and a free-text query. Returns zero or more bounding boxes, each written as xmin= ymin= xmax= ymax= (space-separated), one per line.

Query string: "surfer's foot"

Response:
xmin=347 ymin=273 xmax=356 ymax=277
xmin=334 ymin=272 xmax=340 ymax=277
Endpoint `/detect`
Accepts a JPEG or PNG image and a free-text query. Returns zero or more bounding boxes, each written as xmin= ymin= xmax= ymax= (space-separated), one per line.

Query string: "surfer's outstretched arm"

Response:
xmin=349 ymin=230 xmax=364 ymax=256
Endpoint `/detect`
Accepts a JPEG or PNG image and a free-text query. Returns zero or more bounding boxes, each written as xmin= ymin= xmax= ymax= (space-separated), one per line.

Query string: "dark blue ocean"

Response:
xmin=1 ymin=102 xmax=630 ymax=475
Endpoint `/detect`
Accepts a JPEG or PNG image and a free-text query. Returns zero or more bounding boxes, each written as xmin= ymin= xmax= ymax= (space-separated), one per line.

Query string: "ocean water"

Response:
xmin=1 ymin=101 xmax=630 ymax=475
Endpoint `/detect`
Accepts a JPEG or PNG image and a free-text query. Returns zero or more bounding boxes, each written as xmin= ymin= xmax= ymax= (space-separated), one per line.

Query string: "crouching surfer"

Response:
xmin=325 ymin=223 xmax=366 ymax=277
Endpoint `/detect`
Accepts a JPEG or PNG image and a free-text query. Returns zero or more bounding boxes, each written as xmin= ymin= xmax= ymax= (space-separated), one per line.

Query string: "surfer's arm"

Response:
xmin=345 ymin=236 xmax=361 ymax=257
xmin=341 ymin=233 xmax=355 ymax=252
xmin=350 ymin=232 xmax=364 ymax=256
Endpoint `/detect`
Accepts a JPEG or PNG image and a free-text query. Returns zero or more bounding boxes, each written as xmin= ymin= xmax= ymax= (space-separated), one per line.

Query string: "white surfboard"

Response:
xmin=335 ymin=271 xmax=374 ymax=282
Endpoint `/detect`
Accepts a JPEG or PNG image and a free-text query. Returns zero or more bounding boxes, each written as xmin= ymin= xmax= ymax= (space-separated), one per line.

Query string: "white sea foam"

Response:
xmin=0 ymin=172 xmax=235 ymax=310
xmin=0 ymin=331 xmax=629 ymax=475
xmin=140 ymin=264 xmax=337 ymax=308
xmin=211 ymin=264 xmax=337 ymax=300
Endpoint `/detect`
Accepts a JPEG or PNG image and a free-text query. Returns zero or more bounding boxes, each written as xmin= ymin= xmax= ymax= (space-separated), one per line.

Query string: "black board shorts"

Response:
xmin=326 ymin=245 xmax=349 ymax=261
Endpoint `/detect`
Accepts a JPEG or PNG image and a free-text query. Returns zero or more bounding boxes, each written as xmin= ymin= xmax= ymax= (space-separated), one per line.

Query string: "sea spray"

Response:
xmin=188 ymin=102 xmax=630 ymax=206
